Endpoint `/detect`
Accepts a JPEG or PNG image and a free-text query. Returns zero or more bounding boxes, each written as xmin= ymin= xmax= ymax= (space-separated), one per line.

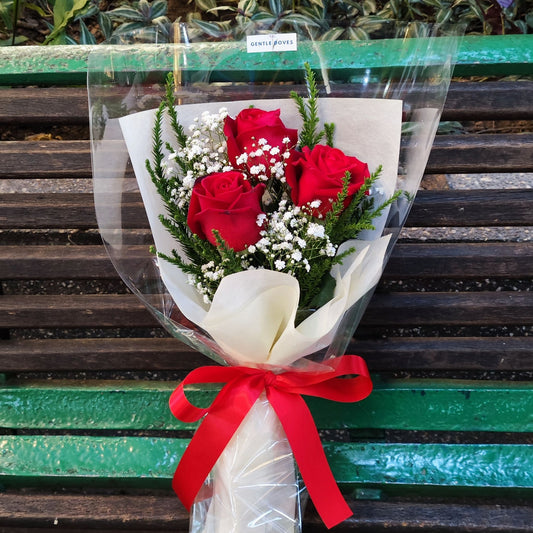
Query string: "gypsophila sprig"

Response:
xmin=146 ymin=70 xmax=399 ymax=311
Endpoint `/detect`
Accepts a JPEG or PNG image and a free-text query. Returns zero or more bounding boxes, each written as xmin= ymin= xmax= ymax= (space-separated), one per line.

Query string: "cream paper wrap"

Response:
xmin=119 ymin=98 xmax=402 ymax=533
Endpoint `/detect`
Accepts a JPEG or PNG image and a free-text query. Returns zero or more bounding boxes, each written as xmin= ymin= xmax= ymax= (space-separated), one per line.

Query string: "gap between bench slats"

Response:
xmin=1 ymin=292 xmax=532 ymax=329
xmin=1 ymin=337 xmax=532 ymax=372
xmin=2 ymin=190 xmax=532 ymax=228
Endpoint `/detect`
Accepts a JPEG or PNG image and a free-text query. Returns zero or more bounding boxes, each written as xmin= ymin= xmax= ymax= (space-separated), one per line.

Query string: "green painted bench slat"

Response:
xmin=1 ymin=435 xmax=531 ymax=495
xmin=1 ymin=380 xmax=531 ymax=432
xmin=0 ymin=35 xmax=532 ymax=86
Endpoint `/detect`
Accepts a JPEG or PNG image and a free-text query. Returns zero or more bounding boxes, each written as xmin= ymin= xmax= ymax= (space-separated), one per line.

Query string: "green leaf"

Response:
xmin=190 ymin=18 xmax=226 ymax=37
xmin=250 ymin=12 xmax=276 ymax=23
xmin=108 ymin=6 xmax=146 ymax=21
xmin=79 ymin=17 xmax=96 ymax=44
xmin=151 ymin=0 xmax=168 ymax=18
xmin=24 ymin=2 xmax=49 ymax=18
xmin=269 ymin=0 xmax=283 ymax=16
xmin=76 ymin=3 xmax=99 ymax=19
xmin=195 ymin=0 xmax=217 ymax=11
xmin=345 ymin=26 xmax=369 ymax=40
xmin=112 ymin=20 xmax=145 ymax=34
xmin=238 ymin=0 xmax=258 ymax=17
xmin=436 ymin=7 xmax=452 ymax=24
xmin=281 ymin=13 xmax=321 ymax=27
xmin=44 ymin=0 xmax=90 ymax=44
xmin=1 ymin=34 xmax=27 ymax=45
xmin=98 ymin=11 xmax=113 ymax=40
xmin=318 ymin=26 xmax=345 ymax=40
xmin=362 ymin=0 xmax=377 ymax=14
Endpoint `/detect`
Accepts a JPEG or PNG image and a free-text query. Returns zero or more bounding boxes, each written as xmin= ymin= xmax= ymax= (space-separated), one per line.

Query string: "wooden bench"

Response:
xmin=1 ymin=35 xmax=532 ymax=532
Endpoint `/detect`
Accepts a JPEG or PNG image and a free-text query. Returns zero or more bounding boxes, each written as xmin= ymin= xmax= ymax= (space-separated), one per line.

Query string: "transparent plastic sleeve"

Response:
xmin=88 ymin=22 xmax=463 ymax=532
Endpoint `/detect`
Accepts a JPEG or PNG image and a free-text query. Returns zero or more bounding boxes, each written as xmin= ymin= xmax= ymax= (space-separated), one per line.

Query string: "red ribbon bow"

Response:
xmin=169 ymin=354 xmax=373 ymax=529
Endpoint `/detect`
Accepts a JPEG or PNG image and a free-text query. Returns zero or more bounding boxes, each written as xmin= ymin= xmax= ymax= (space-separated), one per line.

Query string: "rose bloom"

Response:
xmin=187 ymin=171 xmax=266 ymax=251
xmin=286 ymin=144 xmax=370 ymax=217
xmin=224 ymin=108 xmax=298 ymax=171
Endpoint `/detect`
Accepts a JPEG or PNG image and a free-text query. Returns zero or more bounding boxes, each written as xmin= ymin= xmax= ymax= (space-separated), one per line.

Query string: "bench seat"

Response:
xmin=1 ymin=37 xmax=532 ymax=531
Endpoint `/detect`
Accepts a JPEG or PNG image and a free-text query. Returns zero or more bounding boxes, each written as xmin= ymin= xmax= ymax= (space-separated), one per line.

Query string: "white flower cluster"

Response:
xmin=189 ymin=260 xmax=228 ymax=304
xmin=251 ymin=200 xmax=336 ymax=275
xmin=235 ymin=137 xmax=293 ymax=183
xmin=163 ymin=108 xmax=232 ymax=208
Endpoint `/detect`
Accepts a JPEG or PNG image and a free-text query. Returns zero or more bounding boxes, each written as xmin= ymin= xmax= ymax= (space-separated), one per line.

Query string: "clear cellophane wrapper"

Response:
xmin=88 ymin=22 xmax=463 ymax=532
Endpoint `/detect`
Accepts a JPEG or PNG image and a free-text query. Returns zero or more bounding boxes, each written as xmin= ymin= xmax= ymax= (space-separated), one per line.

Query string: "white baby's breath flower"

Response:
xmin=256 ymin=214 xmax=267 ymax=227
xmin=275 ymin=259 xmax=286 ymax=270
xmin=307 ymin=223 xmax=325 ymax=239
xmin=250 ymin=164 xmax=266 ymax=176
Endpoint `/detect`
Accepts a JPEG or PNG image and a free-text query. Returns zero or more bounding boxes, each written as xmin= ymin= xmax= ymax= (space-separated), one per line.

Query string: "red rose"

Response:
xmin=286 ymin=144 xmax=370 ymax=217
xmin=187 ymin=171 xmax=266 ymax=251
xmin=224 ymin=108 xmax=298 ymax=173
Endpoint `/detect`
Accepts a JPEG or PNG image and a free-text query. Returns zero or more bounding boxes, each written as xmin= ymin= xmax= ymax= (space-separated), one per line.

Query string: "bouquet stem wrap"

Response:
xmin=170 ymin=355 xmax=373 ymax=530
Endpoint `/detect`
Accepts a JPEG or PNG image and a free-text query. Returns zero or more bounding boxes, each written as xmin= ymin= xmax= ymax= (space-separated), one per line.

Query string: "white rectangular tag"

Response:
xmin=246 ymin=33 xmax=298 ymax=53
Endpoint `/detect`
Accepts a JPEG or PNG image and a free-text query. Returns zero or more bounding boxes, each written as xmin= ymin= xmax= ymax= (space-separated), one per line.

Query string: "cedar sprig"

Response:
xmin=290 ymin=62 xmax=335 ymax=150
xmin=164 ymin=72 xmax=188 ymax=149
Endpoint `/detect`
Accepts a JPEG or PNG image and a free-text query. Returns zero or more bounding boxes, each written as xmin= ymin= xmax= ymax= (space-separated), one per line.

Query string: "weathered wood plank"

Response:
xmin=1 ymin=292 xmax=532 ymax=329
xmin=427 ymin=134 xmax=533 ymax=173
xmin=1 ymin=242 xmax=531 ymax=280
xmin=1 ymin=336 xmax=532 ymax=372
xmin=0 ymin=88 xmax=89 ymax=124
xmin=1 ymin=492 xmax=531 ymax=533
xmin=2 ymin=135 xmax=533 ymax=178
xmin=2 ymin=190 xmax=532 ymax=229
xmin=0 ymin=141 xmax=91 ymax=178
xmin=2 ymin=82 xmax=532 ymax=124
xmin=364 ymin=291 xmax=533 ymax=327
xmin=406 ymin=189 xmax=533 ymax=227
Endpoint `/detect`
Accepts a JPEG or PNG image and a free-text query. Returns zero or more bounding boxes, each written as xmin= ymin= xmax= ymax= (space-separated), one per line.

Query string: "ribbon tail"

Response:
xmin=172 ymin=375 xmax=264 ymax=510
xmin=268 ymin=388 xmax=353 ymax=529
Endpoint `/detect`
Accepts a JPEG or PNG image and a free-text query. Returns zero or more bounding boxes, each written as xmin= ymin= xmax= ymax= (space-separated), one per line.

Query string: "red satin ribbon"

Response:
xmin=169 ymin=355 xmax=373 ymax=529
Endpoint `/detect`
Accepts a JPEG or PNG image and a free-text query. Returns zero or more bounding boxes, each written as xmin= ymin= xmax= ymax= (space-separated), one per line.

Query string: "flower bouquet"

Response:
xmin=89 ymin=24 xmax=462 ymax=532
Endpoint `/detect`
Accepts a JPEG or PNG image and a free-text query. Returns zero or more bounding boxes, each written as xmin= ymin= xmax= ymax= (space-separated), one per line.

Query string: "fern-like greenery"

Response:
xmin=290 ymin=62 xmax=335 ymax=150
